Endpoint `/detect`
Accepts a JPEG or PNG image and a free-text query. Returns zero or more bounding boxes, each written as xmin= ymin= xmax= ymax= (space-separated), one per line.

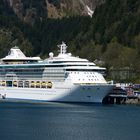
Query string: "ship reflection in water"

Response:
xmin=0 ymin=102 xmax=140 ymax=140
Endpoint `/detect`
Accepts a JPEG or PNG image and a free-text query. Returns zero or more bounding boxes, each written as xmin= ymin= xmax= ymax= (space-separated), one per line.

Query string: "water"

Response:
xmin=0 ymin=102 xmax=140 ymax=140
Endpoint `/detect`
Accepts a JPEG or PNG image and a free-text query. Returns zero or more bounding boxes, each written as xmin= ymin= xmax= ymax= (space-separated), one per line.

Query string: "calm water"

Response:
xmin=0 ymin=102 xmax=140 ymax=140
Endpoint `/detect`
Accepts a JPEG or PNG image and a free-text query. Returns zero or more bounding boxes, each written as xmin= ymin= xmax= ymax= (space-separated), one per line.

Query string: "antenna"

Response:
xmin=57 ymin=41 xmax=67 ymax=54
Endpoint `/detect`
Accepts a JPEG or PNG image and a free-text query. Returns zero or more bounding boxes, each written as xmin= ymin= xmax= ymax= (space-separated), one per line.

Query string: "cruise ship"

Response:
xmin=0 ymin=42 xmax=113 ymax=103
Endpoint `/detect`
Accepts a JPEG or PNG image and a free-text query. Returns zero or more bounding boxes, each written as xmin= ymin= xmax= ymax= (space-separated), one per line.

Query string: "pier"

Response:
xmin=103 ymin=85 xmax=140 ymax=104
xmin=102 ymin=94 xmax=140 ymax=104
xmin=103 ymin=94 xmax=127 ymax=104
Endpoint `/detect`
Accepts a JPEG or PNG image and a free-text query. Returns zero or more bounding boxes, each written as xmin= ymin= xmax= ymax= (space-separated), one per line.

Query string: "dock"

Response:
xmin=103 ymin=85 xmax=140 ymax=104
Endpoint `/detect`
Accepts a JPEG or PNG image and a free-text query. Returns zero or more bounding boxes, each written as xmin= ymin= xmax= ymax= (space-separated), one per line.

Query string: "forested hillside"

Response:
xmin=0 ymin=0 xmax=140 ymax=82
xmin=73 ymin=0 xmax=140 ymax=82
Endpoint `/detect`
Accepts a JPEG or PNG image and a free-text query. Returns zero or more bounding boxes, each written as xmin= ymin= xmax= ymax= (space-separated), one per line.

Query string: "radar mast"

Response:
xmin=57 ymin=41 xmax=67 ymax=54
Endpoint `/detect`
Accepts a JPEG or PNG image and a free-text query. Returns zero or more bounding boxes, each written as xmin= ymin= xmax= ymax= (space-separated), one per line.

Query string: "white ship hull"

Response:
xmin=0 ymin=84 xmax=113 ymax=103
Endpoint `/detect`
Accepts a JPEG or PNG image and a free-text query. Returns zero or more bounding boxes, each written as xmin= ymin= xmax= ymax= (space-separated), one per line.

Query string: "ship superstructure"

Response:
xmin=0 ymin=42 xmax=113 ymax=103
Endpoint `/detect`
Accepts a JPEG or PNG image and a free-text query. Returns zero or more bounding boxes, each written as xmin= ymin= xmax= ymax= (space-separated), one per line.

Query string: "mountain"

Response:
xmin=4 ymin=0 xmax=104 ymax=24
xmin=46 ymin=0 xmax=104 ymax=18
xmin=0 ymin=0 xmax=140 ymax=82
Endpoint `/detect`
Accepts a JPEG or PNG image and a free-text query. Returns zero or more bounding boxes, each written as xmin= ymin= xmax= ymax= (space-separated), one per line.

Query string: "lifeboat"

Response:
xmin=47 ymin=81 xmax=52 ymax=88
xmin=2 ymin=81 xmax=6 ymax=86
xmin=41 ymin=81 xmax=46 ymax=88
xmin=36 ymin=81 xmax=40 ymax=88
xmin=13 ymin=81 xmax=18 ymax=87
xmin=31 ymin=81 xmax=35 ymax=88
